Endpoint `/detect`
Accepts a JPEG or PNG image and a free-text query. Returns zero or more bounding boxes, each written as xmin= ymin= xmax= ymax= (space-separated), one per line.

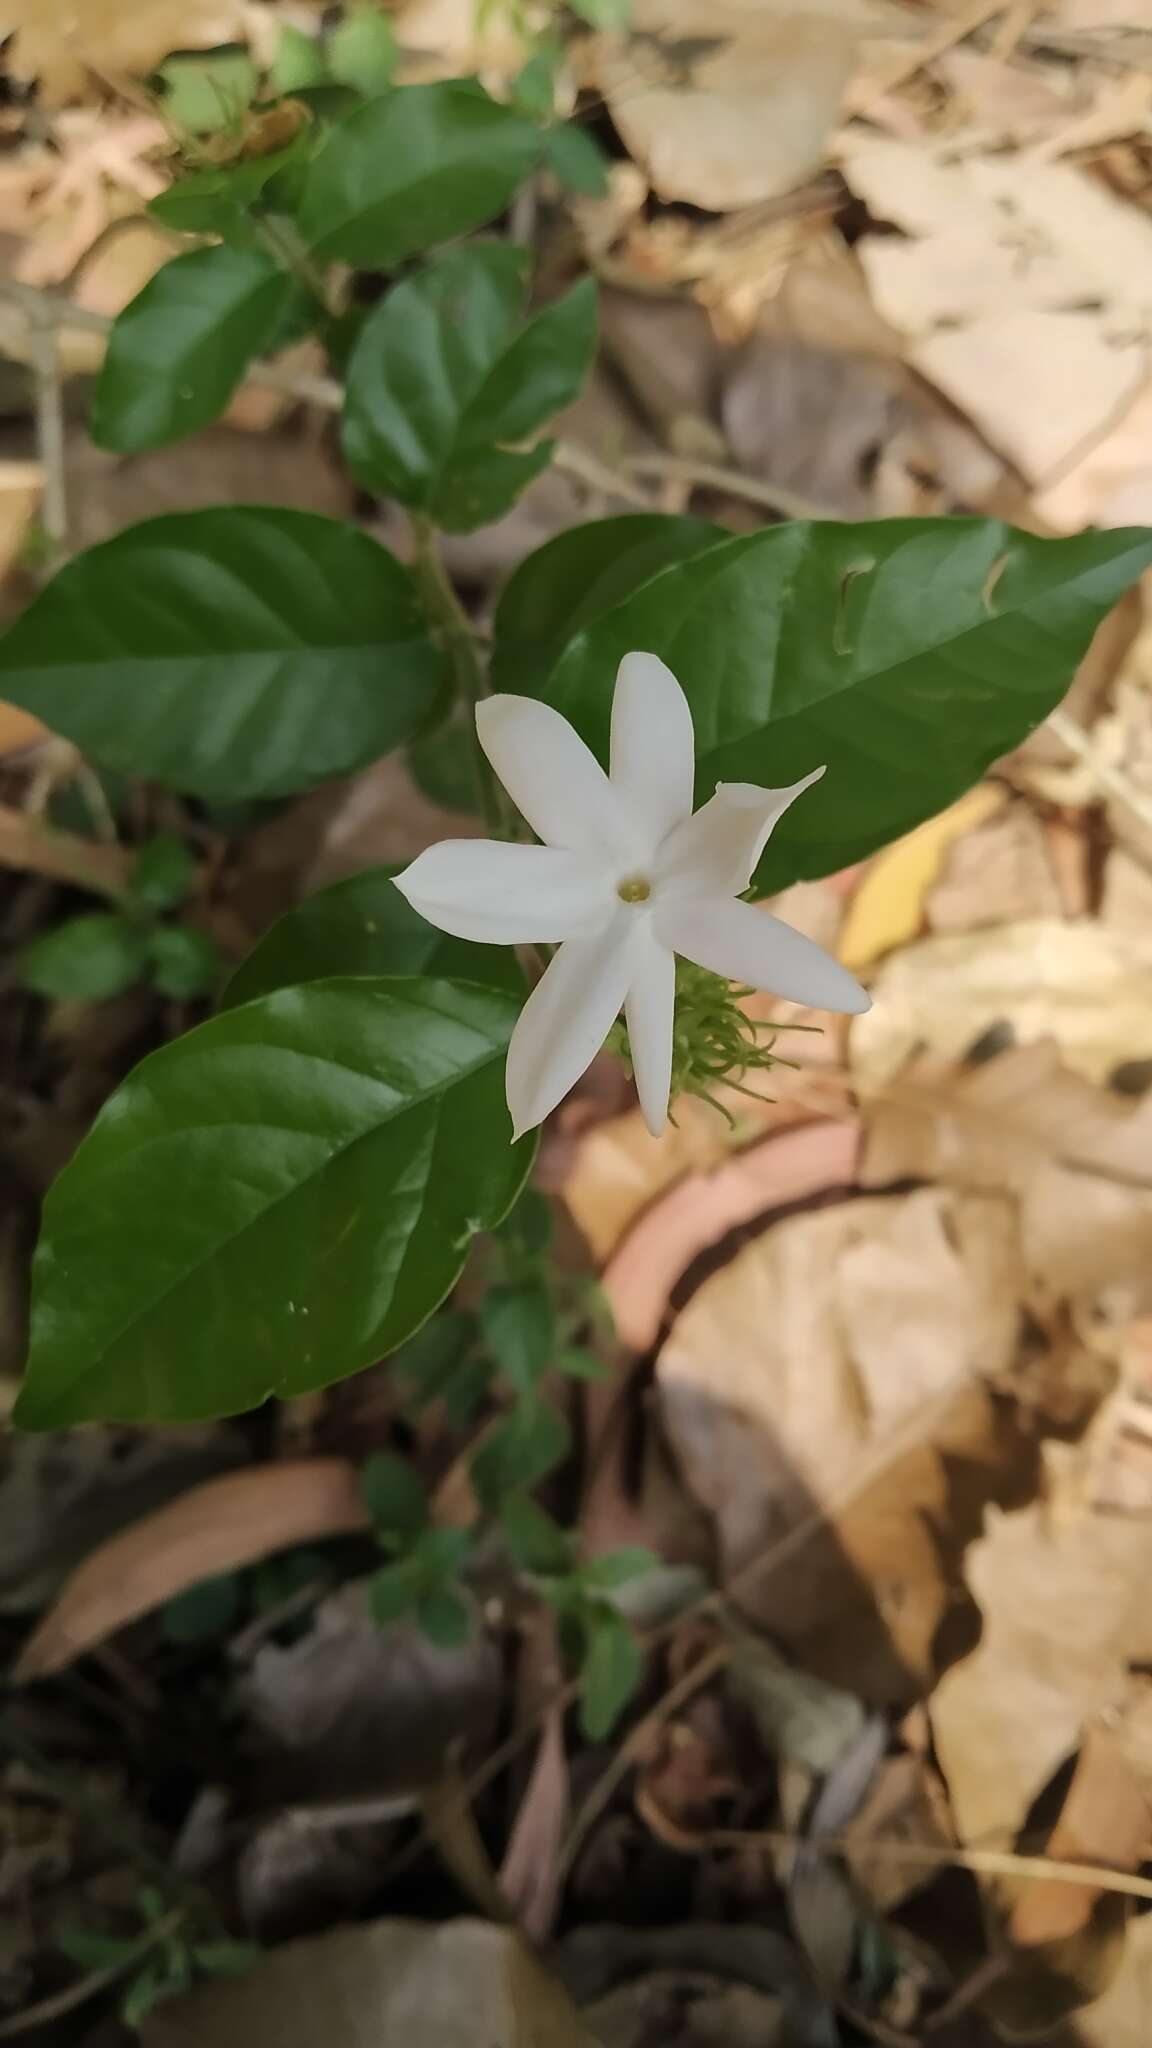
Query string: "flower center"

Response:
xmin=617 ymin=876 xmax=652 ymax=904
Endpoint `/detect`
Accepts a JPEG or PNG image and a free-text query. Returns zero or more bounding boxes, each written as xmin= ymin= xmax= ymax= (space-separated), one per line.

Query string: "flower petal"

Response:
xmin=476 ymin=695 xmax=635 ymax=864
xmin=394 ymin=840 xmax=613 ymax=944
xmin=656 ymin=768 xmax=825 ymax=899
xmin=624 ymin=922 xmax=676 ymax=1137
xmin=657 ymin=895 xmax=870 ymax=1014
xmin=610 ymin=652 xmax=696 ymax=854
xmin=505 ymin=909 xmax=639 ymax=1138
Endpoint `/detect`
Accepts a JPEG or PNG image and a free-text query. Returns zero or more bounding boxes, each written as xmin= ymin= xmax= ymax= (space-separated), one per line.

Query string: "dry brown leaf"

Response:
xmin=1009 ymin=1692 xmax=1152 ymax=1951
xmin=862 ymin=1041 xmax=1152 ymax=1305
xmin=930 ymin=1499 xmax=1152 ymax=1850
xmin=593 ymin=0 xmax=893 ymax=212
xmin=924 ymin=800 xmax=1064 ymax=934
xmin=656 ymin=1186 xmax=1025 ymax=1695
xmin=1 ymin=0 xmax=246 ymax=102
xmin=601 ymin=1119 xmax=859 ymax=1352
xmin=498 ymin=1709 xmax=570 ymax=1945
xmin=0 ymin=460 xmax=43 ymax=605
xmin=144 ymin=1917 xmax=597 ymax=2048
xmin=837 ymin=134 xmax=1152 ymax=487
xmin=1076 ymin=1912 xmax=1152 ymax=2048
xmin=852 ymin=918 xmax=1152 ymax=1092
xmin=1036 ymin=375 xmax=1152 ymax=533
xmin=13 ymin=1458 xmax=371 ymax=1680
xmin=837 ymin=784 xmax=1005 ymax=972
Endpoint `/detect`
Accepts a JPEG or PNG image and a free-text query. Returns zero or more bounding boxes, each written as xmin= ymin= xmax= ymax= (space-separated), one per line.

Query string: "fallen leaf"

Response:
xmin=1076 ymin=1912 xmax=1152 ymax=2048
xmin=837 ymin=135 xmax=1152 ymax=486
xmin=144 ymin=1917 xmax=597 ymax=2048
xmin=1009 ymin=1688 xmax=1152 ymax=1951
xmin=593 ymin=0 xmax=891 ymax=212
xmin=236 ymin=1582 xmax=501 ymax=1804
xmin=499 ymin=1709 xmax=570 ymax=1945
xmin=13 ymin=1458 xmax=371 ymax=1679
xmin=861 ymin=1041 xmax=1152 ymax=1304
xmin=656 ymin=1186 xmax=1026 ymax=1695
xmin=0 ymin=461 xmax=44 ymax=598
xmin=923 ymin=799 xmax=1064 ymax=935
xmin=853 ymin=919 xmax=1152 ymax=1092
xmin=1035 ymin=375 xmax=1152 ymax=534
xmin=837 ymin=784 xmax=1005 ymax=972
xmin=931 ymin=1497 xmax=1152 ymax=1851
xmin=601 ymin=1119 xmax=860 ymax=1352
xmin=725 ymin=1620 xmax=866 ymax=1776
xmin=2 ymin=0 xmax=247 ymax=103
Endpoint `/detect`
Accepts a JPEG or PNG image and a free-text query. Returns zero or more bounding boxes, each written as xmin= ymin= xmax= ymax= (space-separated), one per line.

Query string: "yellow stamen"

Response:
xmin=618 ymin=876 xmax=651 ymax=904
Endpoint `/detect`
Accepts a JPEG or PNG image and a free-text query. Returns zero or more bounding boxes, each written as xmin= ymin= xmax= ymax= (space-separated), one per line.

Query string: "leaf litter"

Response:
xmin=4 ymin=2 xmax=1152 ymax=2044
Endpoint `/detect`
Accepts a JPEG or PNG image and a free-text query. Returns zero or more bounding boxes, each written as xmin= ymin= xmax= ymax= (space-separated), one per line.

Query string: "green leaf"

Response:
xmin=556 ymin=1346 xmax=609 ymax=1382
xmin=0 ymin=508 xmax=445 ymax=800
xmin=491 ymin=513 xmax=721 ymax=694
xmin=147 ymin=925 xmax=221 ymax=1000
xmin=20 ymin=915 xmax=148 ymax=1002
xmin=268 ymin=25 xmax=329 ymax=94
xmin=414 ymin=1525 xmax=472 ymax=1578
xmin=580 ymin=1607 xmax=643 ymax=1740
xmin=122 ymin=1958 xmax=178 ymax=2028
xmin=500 ymin=1493 xmax=571 ymax=1573
xmin=58 ymin=1927 xmax=139 ymax=1969
xmin=147 ymin=138 xmax=312 ymax=240
xmin=343 ymin=244 xmax=597 ymax=531
xmin=470 ymin=1398 xmax=570 ymax=1509
xmin=480 ymin=1282 xmax=555 ymax=1396
xmin=157 ymin=46 xmax=257 ymax=135
xmin=361 ymin=1451 xmax=428 ymax=1546
xmin=496 ymin=1186 xmax=552 ymax=1256
xmin=390 ymin=1308 xmax=480 ymax=1409
xmin=90 ymin=245 xmax=309 ymax=453
xmin=502 ymin=518 xmax=1152 ymax=889
xmin=581 ymin=1546 xmax=659 ymax=1589
xmin=191 ymin=1941 xmax=260 ymax=1979
xmin=541 ymin=121 xmax=609 ymax=196
xmin=129 ymin=835 xmax=197 ymax=912
xmin=512 ymin=47 xmax=561 ymax=120
xmin=297 ymin=81 xmax=538 ymax=267
xmin=569 ymin=0 xmax=632 ymax=24
xmin=369 ymin=1561 xmax=416 ymax=1626
xmin=162 ymin=1571 xmax=242 ymax=1643
xmin=328 ymin=8 xmax=397 ymax=92
xmin=416 ymin=1582 xmax=472 ymax=1646
xmin=223 ymin=868 xmax=520 ymax=1008
xmin=14 ymin=977 xmax=532 ymax=1428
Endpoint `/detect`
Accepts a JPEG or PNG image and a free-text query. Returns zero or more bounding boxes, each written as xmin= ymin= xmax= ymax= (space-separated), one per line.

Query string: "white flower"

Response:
xmin=395 ymin=652 xmax=870 ymax=1139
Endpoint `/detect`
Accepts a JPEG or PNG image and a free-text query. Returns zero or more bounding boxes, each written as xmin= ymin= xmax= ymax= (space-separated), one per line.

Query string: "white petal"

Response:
xmin=505 ymin=910 xmax=639 ymax=1138
xmin=656 ymin=768 xmax=825 ymax=899
xmin=394 ymin=840 xmax=613 ymax=944
xmin=610 ymin=652 xmax=696 ymax=854
xmin=657 ymin=895 xmax=871 ymax=1014
xmin=476 ymin=695 xmax=635 ymax=865
xmin=624 ymin=923 xmax=676 ymax=1137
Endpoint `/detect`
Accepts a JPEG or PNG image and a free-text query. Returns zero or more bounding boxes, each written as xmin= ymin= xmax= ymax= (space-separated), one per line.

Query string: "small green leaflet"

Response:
xmin=343 ymin=244 xmax=597 ymax=530
xmin=15 ymin=977 xmax=532 ymax=1427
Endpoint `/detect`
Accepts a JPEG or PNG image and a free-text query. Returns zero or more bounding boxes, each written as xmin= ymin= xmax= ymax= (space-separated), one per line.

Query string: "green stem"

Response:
xmin=252 ymin=215 xmax=336 ymax=317
xmin=409 ymin=515 xmax=508 ymax=837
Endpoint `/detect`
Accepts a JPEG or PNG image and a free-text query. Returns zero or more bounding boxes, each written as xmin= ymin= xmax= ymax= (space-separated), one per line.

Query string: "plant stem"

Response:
xmin=409 ymin=514 xmax=508 ymax=837
xmin=252 ymin=215 xmax=337 ymax=317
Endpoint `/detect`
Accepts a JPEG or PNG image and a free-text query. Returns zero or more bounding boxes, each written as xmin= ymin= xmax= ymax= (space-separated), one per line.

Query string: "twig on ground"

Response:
xmin=863 ymin=0 xmax=1013 ymax=100
xmin=1045 ymin=707 xmax=1152 ymax=837
xmin=625 ymin=452 xmax=838 ymax=524
xmin=22 ymin=303 xmax=68 ymax=574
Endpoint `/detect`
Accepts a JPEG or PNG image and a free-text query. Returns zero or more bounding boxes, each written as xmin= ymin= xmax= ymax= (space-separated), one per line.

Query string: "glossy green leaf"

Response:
xmin=480 ymin=1282 xmax=554 ymax=1396
xmin=500 ymin=1494 xmax=571 ymax=1573
xmin=223 ymin=867 xmax=520 ymax=1008
xmin=0 ymin=508 xmax=445 ymax=800
xmin=369 ymin=1560 xmax=416 ymax=1626
xmin=297 ymin=81 xmax=538 ymax=266
xmin=361 ymin=1451 xmax=428 ymax=1546
xmin=147 ymin=926 xmax=221 ymax=1000
xmin=328 ymin=7 xmax=397 ymax=92
xmin=491 ymin=513 xmax=721 ymax=694
xmin=14 ymin=977 xmax=531 ymax=1428
xmin=20 ymin=915 xmax=147 ymax=1002
xmin=580 ymin=1607 xmax=643 ymax=1740
xmin=499 ymin=517 xmax=1152 ymax=890
xmin=343 ymin=245 xmax=596 ymax=530
xmin=90 ymin=245 xmax=309 ymax=453
xmin=408 ymin=718 xmax=476 ymax=812
xmin=147 ymin=136 xmax=313 ymax=240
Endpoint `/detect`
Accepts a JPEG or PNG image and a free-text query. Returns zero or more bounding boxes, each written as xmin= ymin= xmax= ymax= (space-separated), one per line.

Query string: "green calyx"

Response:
xmin=608 ymin=959 xmax=817 ymax=1125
